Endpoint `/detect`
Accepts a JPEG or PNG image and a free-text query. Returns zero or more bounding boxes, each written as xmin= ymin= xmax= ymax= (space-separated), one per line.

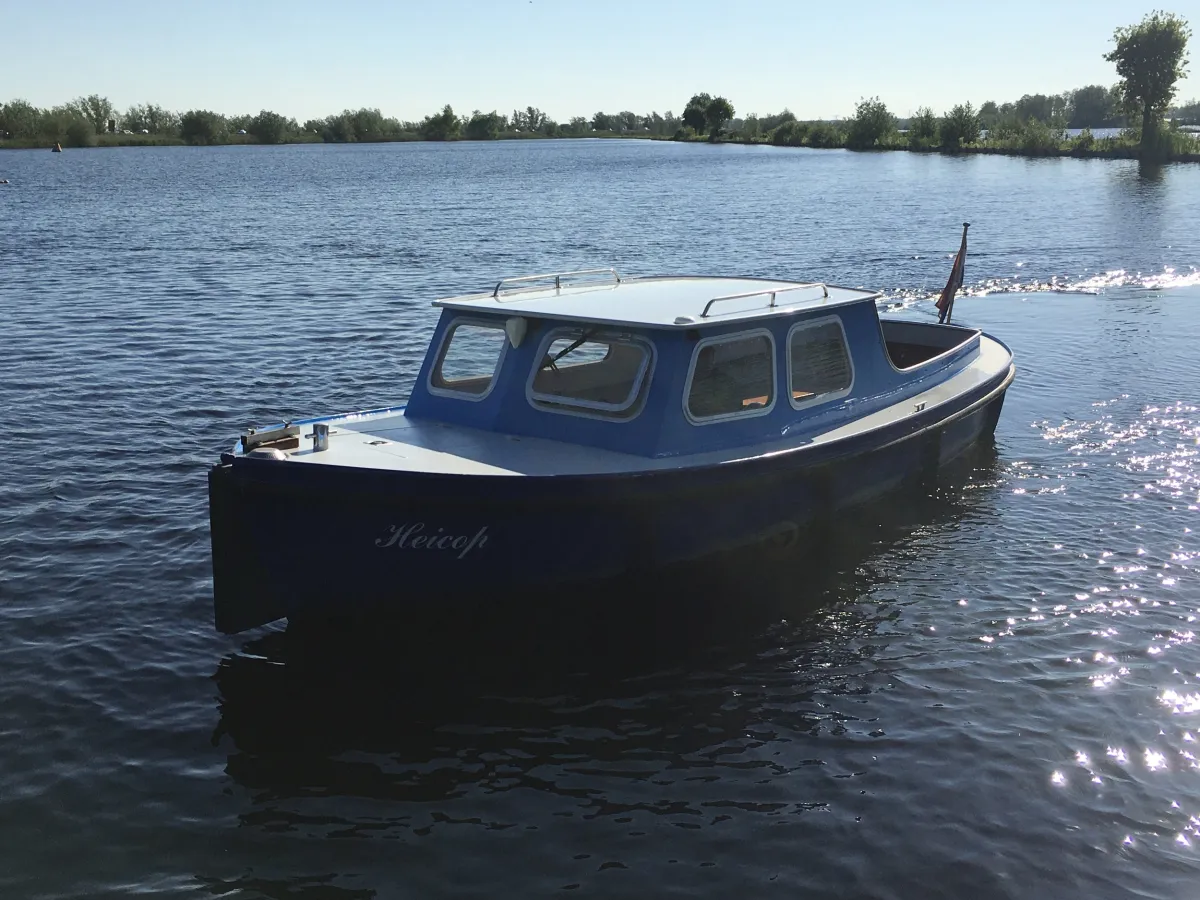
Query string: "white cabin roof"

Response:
xmin=433 ymin=274 xmax=879 ymax=330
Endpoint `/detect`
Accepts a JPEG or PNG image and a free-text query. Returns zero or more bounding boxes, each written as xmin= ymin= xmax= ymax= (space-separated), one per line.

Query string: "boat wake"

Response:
xmin=878 ymin=265 xmax=1200 ymax=312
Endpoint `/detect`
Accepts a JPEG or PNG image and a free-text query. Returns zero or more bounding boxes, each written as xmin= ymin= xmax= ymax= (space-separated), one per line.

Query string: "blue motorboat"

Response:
xmin=209 ymin=267 xmax=1014 ymax=633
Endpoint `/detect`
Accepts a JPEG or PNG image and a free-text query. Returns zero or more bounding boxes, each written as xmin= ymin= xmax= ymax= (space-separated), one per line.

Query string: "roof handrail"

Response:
xmin=700 ymin=282 xmax=829 ymax=318
xmin=492 ymin=267 xmax=621 ymax=299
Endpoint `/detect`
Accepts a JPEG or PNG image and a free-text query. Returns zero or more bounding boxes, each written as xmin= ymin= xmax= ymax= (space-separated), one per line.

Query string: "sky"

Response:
xmin=2 ymin=0 xmax=1196 ymax=122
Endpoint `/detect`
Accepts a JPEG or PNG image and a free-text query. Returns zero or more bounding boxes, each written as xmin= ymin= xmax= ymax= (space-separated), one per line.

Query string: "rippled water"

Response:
xmin=2 ymin=141 xmax=1199 ymax=899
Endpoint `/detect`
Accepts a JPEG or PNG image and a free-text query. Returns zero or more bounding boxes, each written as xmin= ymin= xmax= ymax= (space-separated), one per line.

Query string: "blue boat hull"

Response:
xmin=209 ymin=365 xmax=1013 ymax=633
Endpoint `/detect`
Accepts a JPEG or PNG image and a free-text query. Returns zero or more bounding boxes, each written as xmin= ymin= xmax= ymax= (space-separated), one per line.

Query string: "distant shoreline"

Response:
xmin=3 ymin=130 xmax=1198 ymax=163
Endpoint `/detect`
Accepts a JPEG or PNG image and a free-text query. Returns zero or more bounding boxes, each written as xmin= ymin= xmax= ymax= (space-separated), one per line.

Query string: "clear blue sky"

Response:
xmin=3 ymin=0 xmax=1195 ymax=121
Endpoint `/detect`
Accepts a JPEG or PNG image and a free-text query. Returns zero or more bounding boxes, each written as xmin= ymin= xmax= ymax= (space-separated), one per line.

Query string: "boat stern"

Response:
xmin=209 ymin=461 xmax=290 ymax=634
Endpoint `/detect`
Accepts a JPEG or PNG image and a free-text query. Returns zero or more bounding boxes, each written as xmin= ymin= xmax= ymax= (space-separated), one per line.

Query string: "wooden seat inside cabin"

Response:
xmin=531 ymin=342 xmax=647 ymax=406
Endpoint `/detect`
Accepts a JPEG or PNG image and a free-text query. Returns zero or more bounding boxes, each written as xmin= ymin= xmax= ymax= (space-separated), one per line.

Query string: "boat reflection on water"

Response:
xmin=212 ymin=440 xmax=1002 ymax=789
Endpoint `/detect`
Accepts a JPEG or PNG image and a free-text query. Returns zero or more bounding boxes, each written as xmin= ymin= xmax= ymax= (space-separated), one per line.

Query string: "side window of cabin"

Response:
xmin=529 ymin=329 xmax=652 ymax=419
xmin=789 ymin=319 xmax=852 ymax=406
xmin=686 ymin=332 xmax=775 ymax=422
xmin=430 ymin=321 xmax=506 ymax=398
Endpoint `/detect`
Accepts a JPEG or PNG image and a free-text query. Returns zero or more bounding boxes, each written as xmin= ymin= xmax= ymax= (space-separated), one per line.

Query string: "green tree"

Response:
xmin=123 ymin=103 xmax=181 ymax=135
xmin=420 ymin=104 xmax=460 ymax=140
xmin=464 ymin=110 xmax=505 ymax=140
xmin=1068 ymin=84 xmax=1118 ymax=127
xmin=759 ymin=109 xmax=796 ymax=131
xmin=180 ymin=109 xmax=228 ymax=145
xmin=704 ymin=96 xmax=734 ymax=139
xmin=66 ymin=94 xmax=115 ymax=132
xmin=350 ymin=108 xmax=388 ymax=140
xmin=1 ymin=99 xmax=41 ymax=138
xmin=1013 ymin=93 xmax=1057 ymax=124
xmin=846 ymin=96 xmax=895 ymax=148
xmin=770 ymin=120 xmax=808 ymax=146
xmin=682 ymin=93 xmax=712 ymax=134
xmin=806 ymin=121 xmax=844 ymax=148
xmin=38 ymin=107 xmax=79 ymax=144
xmin=249 ymin=110 xmax=295 ymax=144
xmin=590 ymin=112 xmax=612 ymax=131
xmin=940 ymin=102 xmax=980 ymax=150
xmin=64 ymin=117 xmax=97 ymax=147
xmin=978 ymin=101 xmax=1000 ymax=129
xmin=1105 ymin=10 xmax=1191 ymax=154
xmin=909 ymin=106 xmax=938 ymax=147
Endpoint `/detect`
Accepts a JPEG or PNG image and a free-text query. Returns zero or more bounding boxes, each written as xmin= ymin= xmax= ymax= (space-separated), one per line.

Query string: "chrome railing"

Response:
xmin=492 ymin=267 xmax=621 ymax=299
xmin=700 ymin=282 xmax=829 ymax=318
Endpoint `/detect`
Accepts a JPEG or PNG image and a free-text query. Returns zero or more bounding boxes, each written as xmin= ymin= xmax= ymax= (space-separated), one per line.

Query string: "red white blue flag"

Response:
xmin=937 ymin=223 xmax=970 ymax=324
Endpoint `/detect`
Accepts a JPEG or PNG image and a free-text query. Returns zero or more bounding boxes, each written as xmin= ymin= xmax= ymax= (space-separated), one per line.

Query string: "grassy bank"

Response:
xmin=6 ymin=126 xmax=1198 ymax=163
xmin=0 ymin=128 xmax=657 ymax=151
xmin=679 ymin=122 xmax=1200 ymax=163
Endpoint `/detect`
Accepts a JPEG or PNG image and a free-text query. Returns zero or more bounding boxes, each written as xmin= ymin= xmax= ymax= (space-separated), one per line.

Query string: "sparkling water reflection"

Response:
xmin=1 ymin=142 xmax=1200 ymax=898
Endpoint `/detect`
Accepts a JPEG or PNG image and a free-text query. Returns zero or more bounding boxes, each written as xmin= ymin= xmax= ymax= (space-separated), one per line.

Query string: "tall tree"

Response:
xmin=66 ymin=94 xmax=115 ymax=132
xmin=1068 ymin=85 xmax=1118 ymax=127
xmin=249 ymin=110 xmax=296 ymax=144
xmin=846 ymin=96 xmax=895 ymax=148
xmin=464 ymin=110 xmax=504 ymax=140
xmin=940 ymin=103 xmax=980 ymax=150
xmin=704 ymin=96 xmax=734 ymax=139
xmin=123 ymin=103 xmax=181 ymax=135
xmin=420 ymin=104 xmax=460 ymax=140
xmin=682 ymin=93 xmax=713 ymax=134
xmin=908 ymin=107 xmax=939 ymax=147
xmin=1105 ymin=11 xmax=1191 ymax=153
xmin=1 ymin=99 xmax=41 ymax=138
xmin=180 ymin=110 xmax=228 ymax=145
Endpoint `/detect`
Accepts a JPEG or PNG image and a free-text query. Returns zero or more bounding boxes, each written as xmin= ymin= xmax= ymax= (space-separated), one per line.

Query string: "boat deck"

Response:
xmin=253 ymin=335 xmax=1011 ymax=477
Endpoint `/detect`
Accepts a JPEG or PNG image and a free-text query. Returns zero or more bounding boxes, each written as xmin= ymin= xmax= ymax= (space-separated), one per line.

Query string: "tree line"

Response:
xmin=2 ymin=11 xmax=1190 ymax=157
xmin=730 ymin=11 xmax=1193 ymax=159
xmin=0 ymin=96 xmax=701 ymax=147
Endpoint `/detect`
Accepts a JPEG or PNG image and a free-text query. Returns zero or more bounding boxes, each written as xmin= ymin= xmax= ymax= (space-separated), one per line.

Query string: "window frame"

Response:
xmin=525 ymin=326 xmax=656 ymax=421
xmin=786 ymin=315 xmax=855 ymax=411
xmin=683 ymin=328 xmax=778 ymax=426
xmin=426 ymin=317 xmax=509 ymax=402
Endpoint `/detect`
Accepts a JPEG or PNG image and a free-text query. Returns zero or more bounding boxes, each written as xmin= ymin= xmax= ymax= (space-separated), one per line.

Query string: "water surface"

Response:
xmin=1 ymin=140 xmax=1199 ymax=899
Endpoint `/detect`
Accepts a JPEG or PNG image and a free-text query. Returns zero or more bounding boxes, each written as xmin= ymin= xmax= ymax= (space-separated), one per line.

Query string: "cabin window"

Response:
xmin=528 ymin=328 xmax=653 ymax=419
xmin=429 ymin=320 xmax=507 ymax=399
xmin=685 ymin=330 xmax=776 ymax=423
xmin=788 ymin=318 xmax=853 ymax=408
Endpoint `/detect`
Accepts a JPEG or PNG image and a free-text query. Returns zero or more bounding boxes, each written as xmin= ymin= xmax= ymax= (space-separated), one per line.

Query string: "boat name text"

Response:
xmin=375 ymin=523 xmax=489 ymax=559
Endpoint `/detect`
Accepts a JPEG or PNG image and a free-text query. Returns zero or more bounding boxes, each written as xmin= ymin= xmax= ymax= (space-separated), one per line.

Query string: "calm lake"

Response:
xmin=2 ymin=139 xmax=1200 ymax=899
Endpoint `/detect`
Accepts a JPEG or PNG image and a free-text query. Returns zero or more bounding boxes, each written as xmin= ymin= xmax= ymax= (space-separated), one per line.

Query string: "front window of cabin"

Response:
xmin=429 ymin=320 xmax=507 ymax=398
xmin=528 ymin=328 xmax=653 ymax=419
xmin=685 ymin=330 xmax=776 ymax=422
xmin=788 ymin=318 xmax=853 ymax=407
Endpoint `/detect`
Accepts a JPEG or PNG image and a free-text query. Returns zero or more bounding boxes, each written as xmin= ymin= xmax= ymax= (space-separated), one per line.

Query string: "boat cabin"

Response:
xmin=398 ymin=268 xmax=982 ymax=459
